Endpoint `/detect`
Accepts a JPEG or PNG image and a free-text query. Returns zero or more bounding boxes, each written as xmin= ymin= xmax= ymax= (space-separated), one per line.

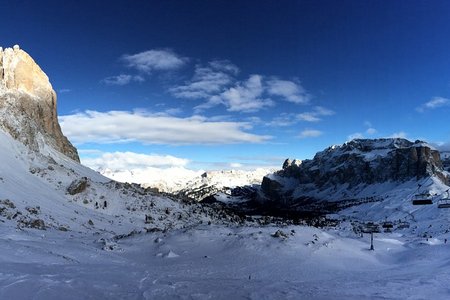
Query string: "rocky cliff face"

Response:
xmin=0 ymin=45 xmax=79 ymax=161
xmin=261 ymin=138 xmax=448 ymax=204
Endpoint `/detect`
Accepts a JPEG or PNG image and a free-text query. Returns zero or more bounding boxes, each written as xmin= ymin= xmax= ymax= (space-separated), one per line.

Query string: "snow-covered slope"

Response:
xmin=0 ymin=128 xmax=237 ymax=235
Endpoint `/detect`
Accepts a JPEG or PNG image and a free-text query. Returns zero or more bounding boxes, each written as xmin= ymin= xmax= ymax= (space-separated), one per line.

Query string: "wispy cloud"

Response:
xmin=366 ymin=127 xmax=377 ymax=135
xmin=347 ymin=121 xmax=378 ymax=141
xmin=347 ymin=132 xmax=364 ymax=141
xmin=169 ymin=58 xmax=313 ymax=112
xmin=172 ymin=69 xmax=275 ymax=112
xmin=122 ymin=49 xmax=188 ymax=73
xmin=58 ymin=88 xmax=72 ymax=93
xmin=267 ymin=78 xmax=310 ymax=104
xmin=101 ymin=74 xmax=145 ymax=86
xmin=170 ymin=60 xmax=238 ymax=99
xmin=416 ymin=97 xmax=450 ymax=112
xmin=388 ymin=131 xmax=407 ymax=139
xmin=267 ymin=106 xmax=335 ymax=127
xmin=220 ymin=75 xmax=274 ymax=112
xmin=267 ymin=113 xmax=298 ymax=127
xmin=59 ymin=110 xmax=272 ymax=145
xmin=348 ymin=130 xmax=405 ymax=141
xmin=298 ymin=129 xmax=323 ymax=139
xmin=297 ymin=106 xmax=335 ymax=122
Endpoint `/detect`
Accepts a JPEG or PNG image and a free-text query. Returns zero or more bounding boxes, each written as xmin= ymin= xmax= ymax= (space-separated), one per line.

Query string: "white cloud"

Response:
xmin=348 ymin=121 xmax=377 ymax=140
xmin=366 ymin=127 xmax=377 ymax=135
xmin=229 ymin=162 xmax=243 ymax=169
xmin=221 ymin=75 xmax=274 ymax=112
xmin=298 ymin=129 xmax=323 ymax=139
xmin=347 ymin=132 xmax=364 ymax=141
xmin=101 ymin=74 xmax=145 ymax=86
xmin=297 ymin=106 xmax=335 ymax=122
xmin=170 ymin=60 xmax=237 ymax=99
xmin=163 ymin=107 xmax=183 ymax=116
xmin=364 ymin=121 xmax=372 ymax=127
xmin=59 ymin=88 xmax=72 ymax=93
xmin=82 ymin=151 xmax=189 ymax=170
xmin=297 ymin=113 xmax=320 ymax=122
xmin=388 ymin=131 xmax=407 ymax=139
xmin=266 ymin=106 xmax=334 ymax=127
xmin=416 ymin=97 xmax=450 ymax=112
xmin=122 ymin=49 xmax=188 ymax=73
xmin=209 ymin=60 xmax=239 ymax=75
xmin=80 ymin=153 xmax=202 ymax=185
xmin=59 ymin=110 xmax=271 ymax=145
xmin=267 ymin=113 xmax=297 ymax=127
xmin=267 ymin=78 xmax=310 ymax=104
xmin=169 ymin=59 xmax=313 ymax=112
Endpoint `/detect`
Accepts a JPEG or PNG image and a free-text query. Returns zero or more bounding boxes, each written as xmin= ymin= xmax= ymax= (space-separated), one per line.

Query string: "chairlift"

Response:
xmin=438 ymin=189 xmax=450 ymax=208
xmin=382 ymin=221 xmax=393 ymax=229
xmin=397 ymin=221 xmax=410 ymax=229
xmin=412 ymin=183 xmax=433 ymax=205
xmin=412 ymin=193 xmax=433 ymax=205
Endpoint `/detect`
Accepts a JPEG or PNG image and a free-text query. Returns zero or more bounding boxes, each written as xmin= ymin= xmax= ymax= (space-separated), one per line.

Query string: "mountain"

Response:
xmin=170 ymin=168 xmax=273 ymax=201
xmin=97 ymin=166 xmax=273 ymax=201
xmin=260 ymin=138 xmax=449 ymax=207
xmin=0 ymin=45 xmax=78 ymax=161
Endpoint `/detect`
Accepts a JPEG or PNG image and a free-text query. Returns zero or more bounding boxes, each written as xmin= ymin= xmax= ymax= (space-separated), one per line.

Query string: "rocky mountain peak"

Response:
xmin=261 ymin=138 xmax=448 ymax=204
xmin=0 ymin=45 xmax=79 ymax=161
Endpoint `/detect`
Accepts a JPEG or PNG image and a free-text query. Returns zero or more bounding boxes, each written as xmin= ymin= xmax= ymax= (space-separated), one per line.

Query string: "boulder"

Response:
xmin=67 ymin=177 xmax=88 ymax=195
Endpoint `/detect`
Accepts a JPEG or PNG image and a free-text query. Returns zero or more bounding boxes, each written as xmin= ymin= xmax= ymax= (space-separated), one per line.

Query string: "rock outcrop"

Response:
xmin=261 ymin=138 xmax=448 ymax=204
xmin=0 ymin=45 xmax=79 ymax=161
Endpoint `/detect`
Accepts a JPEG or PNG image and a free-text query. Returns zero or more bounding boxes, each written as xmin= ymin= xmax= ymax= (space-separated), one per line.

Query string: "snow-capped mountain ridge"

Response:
xmin=173 ymin=168 xmax=273 ymax=201
xmin=96 ymin=166 xmax=273 ymax=201
xmin=261 ymin=138 xmax=448 ymax=206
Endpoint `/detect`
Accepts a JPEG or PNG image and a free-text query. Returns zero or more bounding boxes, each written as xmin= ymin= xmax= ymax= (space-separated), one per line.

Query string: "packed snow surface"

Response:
xmin=2 ymin=225 xmax=450 ymax=299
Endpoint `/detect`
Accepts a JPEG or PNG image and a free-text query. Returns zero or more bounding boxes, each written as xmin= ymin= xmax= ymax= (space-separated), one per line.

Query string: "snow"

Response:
xmin=100 ymin=167 xmax=274 ymax=195
xmin=2 ymin=224 xmax=450 ymax=299
xmin=2 ymin=127 xmax=450 ymax=299
xmin=100 ymin=166 xmax=204 ymax=192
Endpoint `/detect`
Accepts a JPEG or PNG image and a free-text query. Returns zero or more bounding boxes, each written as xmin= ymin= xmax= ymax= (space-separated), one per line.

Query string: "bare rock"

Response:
xmin=261 ymin=138 xmax=448 ymax=204
xmin=0 ymin=46 xmax=79 ymax=161
xmin=67 ymin=177 xmax=88 ymax=195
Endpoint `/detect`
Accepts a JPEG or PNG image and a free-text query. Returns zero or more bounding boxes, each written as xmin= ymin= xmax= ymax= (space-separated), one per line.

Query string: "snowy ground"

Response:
xmin=1 ymin=128 xmax=450 ymax=299
xmin=1 ymin=223 xmax=450 ymax=299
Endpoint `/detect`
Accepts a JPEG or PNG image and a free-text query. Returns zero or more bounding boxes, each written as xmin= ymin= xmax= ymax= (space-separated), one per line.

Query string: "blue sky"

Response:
xmin=2 ymin=0 xmax=450 ymax=171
